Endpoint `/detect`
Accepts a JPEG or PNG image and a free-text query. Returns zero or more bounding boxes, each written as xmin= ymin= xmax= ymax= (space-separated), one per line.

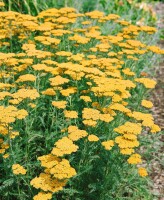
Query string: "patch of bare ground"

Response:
xmin=149 ymin=2 xmax=163 ymax=199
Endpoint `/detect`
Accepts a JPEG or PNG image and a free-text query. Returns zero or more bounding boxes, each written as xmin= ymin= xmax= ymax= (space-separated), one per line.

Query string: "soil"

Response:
xmin=149 ymin=2 xmax=164 ymax=199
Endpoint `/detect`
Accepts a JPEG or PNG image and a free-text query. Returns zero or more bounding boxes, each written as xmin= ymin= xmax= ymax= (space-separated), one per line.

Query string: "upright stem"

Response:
xmin=23 ymin=0 xmax=31 ymax=14
xmin=7 ymin=125 xmax=21 ymax=198
xmin=65 ymin=0 xmax=68 ymax=7
xmin=8 ymin=0 xmax=12 ymax=11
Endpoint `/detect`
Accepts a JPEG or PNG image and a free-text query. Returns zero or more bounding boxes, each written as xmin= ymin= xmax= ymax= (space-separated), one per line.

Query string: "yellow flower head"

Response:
xmin=127 ymin=153 xmax=142 ymax=164
xmin=68 ymin=126 xmax=88 ymax=141
xmin=50 ymin=159 xmax=76 ymax=179
xmin=135 ymin=78 xmax=156 ymax=88
xmin=12 ymin=164 xmax=27 ymax=175
xmin=64 ymin=110 xmax=78 ymax=119
xmin=42 ymin=88 xmax=56 ymax=96
xmin=52 ymin=101 xmax=67 ymax=109
xmin=16 ymin=74 xmax=36 ymax=83
xmin=0 ymin=2 xmax=5 ymax=7
xmin=141 ymin=100 xmax=153 ymax=108
xmin=101 ymin=140 xmax=114 ymax=150
xmin=138 ymin=167 xmax=148 ymax=177
xmin=49 ymin=75 xmax=69 ymax=86
xmin=88 ymin=134 xmax=99 ymax=142
xmin=80 ymin=96 xmax=92 ymax=102
xmin=51 ymin=137 xmax=78 ymax=157
xmin=33 ymin=192 xmax=52 ymax=200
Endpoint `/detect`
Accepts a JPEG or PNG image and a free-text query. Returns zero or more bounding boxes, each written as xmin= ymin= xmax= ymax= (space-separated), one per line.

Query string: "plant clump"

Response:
xmin=0 ymin=4 xmax=163 ymax=200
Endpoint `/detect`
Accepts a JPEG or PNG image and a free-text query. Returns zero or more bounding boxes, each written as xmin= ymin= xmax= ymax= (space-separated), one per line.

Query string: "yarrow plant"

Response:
xmin=0 ymin=2 xmax=163 ymax=200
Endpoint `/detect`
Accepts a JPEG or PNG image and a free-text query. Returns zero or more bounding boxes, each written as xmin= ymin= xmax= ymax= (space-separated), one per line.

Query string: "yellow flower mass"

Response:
xmin=0 ymin=5 xmax=162 ymax=199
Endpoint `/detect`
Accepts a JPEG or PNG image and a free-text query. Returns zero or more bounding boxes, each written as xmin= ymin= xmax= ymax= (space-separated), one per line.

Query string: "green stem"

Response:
xmin=23 ymin=0 xmax=31 ymax=14
xmin=7 ymin=125 xmax=21 ymax=198
xmin=8 ymin=0 xmax=12 ymax=10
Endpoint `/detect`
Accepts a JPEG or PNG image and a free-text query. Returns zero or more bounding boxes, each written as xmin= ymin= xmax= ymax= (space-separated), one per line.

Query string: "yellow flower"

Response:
xmin=0 ymin=149 xmax=5 ymax=154
xmin=127 ymin=153 xmax=142 ymax=164
xmin=150 ymin=124 xmax=161 ymax=133
xmin=38 ymin=154 xmax=60 ymax=169
xmin=22 ymin=43 xmax=36 ymax=51
xmin=68 ymin=53 xmax=84 ymax=61
xmin=68 ymin=126 xmax=88 ymax=141
xmin=135 ymin=78 xmax=156 ymax=88
xmin=141 ymin=100 xmax=153 ymax=108
xmin=81 ymin=20 xmax=92 ymax=25
xmin=80 ymin=96 xmax=92 ymax=102
xmin=16 ymin=109 xmax=28 ymax=119
xmin=60 ymin=87 xmax=76 ymax=96
xmin=127 ymin=40 xmax=145 ymax=48
xmin=69 ymin=34 xmax=90 ymax=44
xmin=0 ymin=2 xmax=5 ymax=7
xmin=110 ymin=103 xmax=131 ymax=114
xmin=3 ymin=153 xmax=9 ymax=159
xmin=123 ymin=133 xmax=137 ymax=140
xmin=85 ymin=10 xmax=104 ymax=19
xmin=82 ymin=108 xmax=100 ymax=121
xmin=122 ymin=68 xmax=135 ymax=76
xmin=11 ymin=89 xmax=40 ymax=100
xmin=52 ymin=101 xmax=67 ymax=109
xmin=55 ymin=51 xmax=72 ymax=57
xmin=49 ymin=75 xmax=69 ymax=86
xmin=148 ymin=46 xmax=161 ymax=54
xmin=28 ymin=103 xmax=36 ymax=108
xmin=32 ymin=63 xmax=48 ymax=71
xmin=120 ymin=148 xmax=135 ymax=155
xmin=16 ymin=74 xmax=36 ymax=83
xmin=0 ymin=126 xmax=8 ymax=135
xmin=115 ymin=136 xmax=139 ymax=149
xmin=9 ymin=99 xmax=20 ymax=105
xmin=101 ymin=140 xmax=114 ymax=150
xmin=90 ymin=47 xmax=97 ymax=52
xmin=1 ymin=143 xmax=9 ymax=150
xmin=83 ymin=119 xmax=97 ymax=127
xmin=0 ymin=105 xmax=17 ymax=124
xmin=114 ymin=122 xmax=142 ymax=135
xmin=64 ymin=110 xmax=78 ymax=119
xmin=10 ymin=131 xmax=19 ymax=139
xmin=50 ymin=159 xmax=76 ymax=179
xmin=42 ymin=88 xmax=56 ymax=96
xmin=88 ymin=134 xmax=99 ymax=142
xmin=33 ymin=192 xmax=52 ymax=200
xmin=51 ymin=137 xmax=78 ymax=157
xmin=138 ymin=167 xmax=148 ymax=177
xmin=0 ymin=91 xmax=12 ymax=100
xmin=108 ymin=52 xmax=117 ymax=57
xmin=30 ymin=173 xmax=67 ymax=193
xmin=106 ymin=13 xmax=120 ymax=20
xmin=12 ymin=164 xmax=27 ymax=175
xmin=99 ymin=114 xmax=114 ymax=123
